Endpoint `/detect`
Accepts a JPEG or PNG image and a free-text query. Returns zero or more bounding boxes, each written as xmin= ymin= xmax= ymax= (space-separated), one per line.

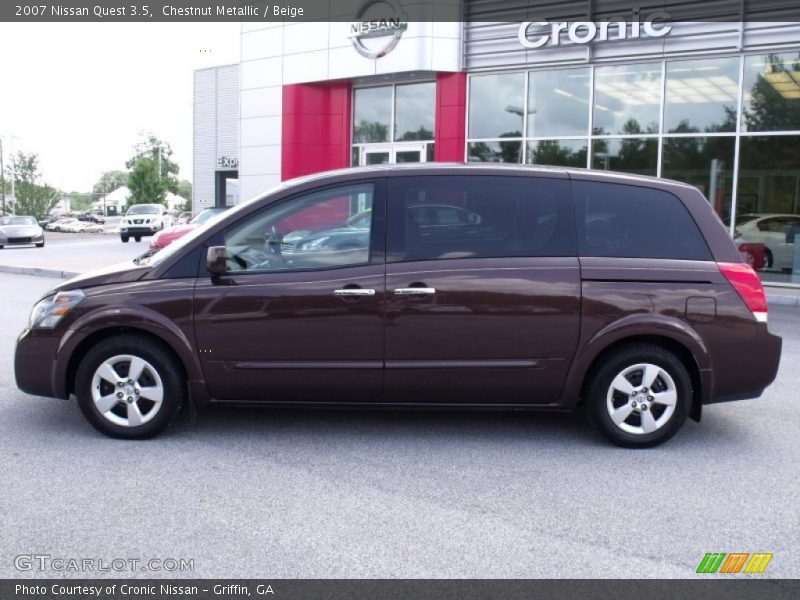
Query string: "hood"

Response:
xmin=160 ymin=223 xmax=195 ymax=238
xmin=1 ymin=225 xmax=42 ymax=236
xmin=52 ymin=260 xmax=151 ymax=294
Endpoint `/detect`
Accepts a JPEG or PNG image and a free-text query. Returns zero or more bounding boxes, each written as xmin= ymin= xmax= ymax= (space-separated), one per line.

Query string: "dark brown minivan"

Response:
xmin=14 ymin=165 xmax=781 ymax=447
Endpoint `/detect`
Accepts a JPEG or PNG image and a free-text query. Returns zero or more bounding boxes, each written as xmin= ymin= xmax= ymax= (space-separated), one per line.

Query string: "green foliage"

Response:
xmin=126 ymin=134 xmax=179 ymax=194
xmin=127 ymin=157 xmax=166 ymax=207
xmin=92 ymin=170 xmax=129 ymax=195
xmin=6 ymin=152 xmax=59 ymax=221
xmin=176 ymin=179 xmax=192 ymax=203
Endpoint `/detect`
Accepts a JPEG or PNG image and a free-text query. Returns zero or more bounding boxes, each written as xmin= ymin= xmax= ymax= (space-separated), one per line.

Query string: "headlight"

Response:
xmin=28 ymin=290 xmax=85 ymax=329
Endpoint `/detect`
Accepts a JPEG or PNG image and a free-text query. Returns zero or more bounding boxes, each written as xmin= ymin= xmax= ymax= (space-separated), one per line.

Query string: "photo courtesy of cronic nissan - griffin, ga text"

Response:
xmin=14 ymin=165 xmax=781 ymax=447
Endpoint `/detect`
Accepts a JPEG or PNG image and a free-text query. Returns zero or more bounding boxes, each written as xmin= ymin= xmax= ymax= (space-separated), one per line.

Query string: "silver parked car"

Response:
xmin=0 ymin=215 xmax=45 ymax=248
xmin=733 ymin=213 xmax=800 ymax=270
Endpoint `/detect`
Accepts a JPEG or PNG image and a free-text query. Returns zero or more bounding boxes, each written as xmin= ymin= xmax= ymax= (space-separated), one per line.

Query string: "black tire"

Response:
xmin=765 ymin=249 xmax=774 ymax=269
xmin=587 ymin=344 xmax=691 ymax=448
xmin=121 ymin=235 xmax=129 ymax=243
xmin=134 ymin=236 xmax=141 ymax=242
xmin=36 ymin=241 xmax=45 ymax=248
xmin=75 ymin=335 xmax=185 ymax=439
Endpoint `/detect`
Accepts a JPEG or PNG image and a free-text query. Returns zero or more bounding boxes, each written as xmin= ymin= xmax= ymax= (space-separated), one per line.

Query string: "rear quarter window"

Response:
xmin=573 ymin=181 xmax=712 ymax=261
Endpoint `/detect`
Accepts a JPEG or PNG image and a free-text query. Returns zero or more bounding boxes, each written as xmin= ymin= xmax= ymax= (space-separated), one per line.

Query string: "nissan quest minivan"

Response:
xmin=14 ymin=165 xmax=781 ymax=447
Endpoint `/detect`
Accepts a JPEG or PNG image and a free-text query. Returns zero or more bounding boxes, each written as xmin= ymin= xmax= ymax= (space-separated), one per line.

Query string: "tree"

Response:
xmin=126 ymin=134 xmax=180 ymax=194
xmin=127 ymin=157 xmax=166 ymax=207
xmin=92 ymin=170 xmax=129 ymax=195
xmin=6 ymin=152 xmax=59 ymax=220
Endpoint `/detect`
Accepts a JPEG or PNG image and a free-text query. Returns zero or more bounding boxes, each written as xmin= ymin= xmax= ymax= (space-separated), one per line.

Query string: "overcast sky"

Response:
xmin=0 ymin=22 xmax=241 ymax=192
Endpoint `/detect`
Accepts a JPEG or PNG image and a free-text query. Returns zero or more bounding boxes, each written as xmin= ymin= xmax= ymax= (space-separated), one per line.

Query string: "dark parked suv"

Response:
xmin=14 ymin=165 xmax=781 ymax=447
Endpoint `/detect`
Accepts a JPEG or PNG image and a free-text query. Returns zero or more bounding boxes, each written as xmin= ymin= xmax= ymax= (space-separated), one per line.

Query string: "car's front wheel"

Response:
xmin=75 ymin=335 xmax=185 ymax=439
xmin=587 ymin=344 xmax=691 ymax=448
xmin=121 ymin=235 xmax=129 ymax=243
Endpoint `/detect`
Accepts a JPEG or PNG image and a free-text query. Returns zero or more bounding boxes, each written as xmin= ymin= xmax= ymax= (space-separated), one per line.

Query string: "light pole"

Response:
xmin=0 ymin=137 xmax=5 ymax=216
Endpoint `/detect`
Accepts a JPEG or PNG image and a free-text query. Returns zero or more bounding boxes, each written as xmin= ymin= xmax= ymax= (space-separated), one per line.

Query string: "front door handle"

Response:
xmin=334 ymin=288 xmax=375 ymax=297
xmin=394 ymin=287 xmax=436 ymax=296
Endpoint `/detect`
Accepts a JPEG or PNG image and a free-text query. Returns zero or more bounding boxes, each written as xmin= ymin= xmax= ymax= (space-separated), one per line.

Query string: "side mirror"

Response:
xmin=207 ymin=246 xmax=228 ymax=275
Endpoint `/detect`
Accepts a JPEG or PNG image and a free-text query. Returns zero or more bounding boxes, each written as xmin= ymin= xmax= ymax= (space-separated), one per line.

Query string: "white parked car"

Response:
xmin=120 ymin=204 xmax=173 ymax=242
xmin=734 ymin=213 xmax=800 ymax=270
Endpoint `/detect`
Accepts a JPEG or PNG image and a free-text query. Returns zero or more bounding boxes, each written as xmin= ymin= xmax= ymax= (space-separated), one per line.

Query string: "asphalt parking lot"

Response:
xmin=1 ymin=271 xmax=798 ymax=579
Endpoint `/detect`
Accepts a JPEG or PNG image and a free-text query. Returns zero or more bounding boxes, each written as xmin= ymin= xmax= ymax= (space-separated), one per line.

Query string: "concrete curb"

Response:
xmin=0 ymin=265 xmax=79 ymax=279
xmin=767 ymin=293 xmax=800 ymax=307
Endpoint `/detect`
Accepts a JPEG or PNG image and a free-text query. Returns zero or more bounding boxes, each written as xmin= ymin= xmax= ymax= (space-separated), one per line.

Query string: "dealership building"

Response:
xmin=193 ymin=1 xmax=800 ymax=281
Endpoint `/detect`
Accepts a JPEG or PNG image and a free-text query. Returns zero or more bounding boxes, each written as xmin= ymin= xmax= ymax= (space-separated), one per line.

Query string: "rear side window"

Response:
xmin=573 ymin=181 xmax=712 ymax=261
xmin=387 ymin=175 xmax=576 ymax=262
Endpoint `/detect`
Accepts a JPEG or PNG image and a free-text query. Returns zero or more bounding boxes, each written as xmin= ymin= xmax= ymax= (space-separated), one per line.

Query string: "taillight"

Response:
xmin=718 ymin=262 xmax=768 ymax=322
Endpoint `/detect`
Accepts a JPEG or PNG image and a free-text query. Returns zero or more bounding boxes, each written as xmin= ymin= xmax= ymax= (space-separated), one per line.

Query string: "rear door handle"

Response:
xmin=334 ymin=288 xmax=376 ymax=297
xmin=394 ymin=287 xmax=436 ymax=296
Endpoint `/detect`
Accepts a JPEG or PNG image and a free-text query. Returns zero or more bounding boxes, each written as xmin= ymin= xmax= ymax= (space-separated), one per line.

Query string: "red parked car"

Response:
xmin=149 ymin=207 xmax=228 ymax=251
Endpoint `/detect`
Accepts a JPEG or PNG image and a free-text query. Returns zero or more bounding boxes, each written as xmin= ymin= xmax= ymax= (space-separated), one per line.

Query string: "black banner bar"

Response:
xmin=3 ymin=0 xmax=800 ymax=22
xmin=2 ymin=579 xmax=800 ymax=600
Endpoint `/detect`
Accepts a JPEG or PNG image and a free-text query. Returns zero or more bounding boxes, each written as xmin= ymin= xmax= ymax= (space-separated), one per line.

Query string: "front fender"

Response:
xmin=559 ymin=314 xmax=712 ymax=408
xmin=53 ymin=305 xmax=204 ymax=399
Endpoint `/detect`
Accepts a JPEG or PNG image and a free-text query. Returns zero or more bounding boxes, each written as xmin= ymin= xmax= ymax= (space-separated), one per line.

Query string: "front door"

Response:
xmin=383 ymin=175 xmax=581 ymax=405
xmin=193 ymin=180 xmax=386 ymax=403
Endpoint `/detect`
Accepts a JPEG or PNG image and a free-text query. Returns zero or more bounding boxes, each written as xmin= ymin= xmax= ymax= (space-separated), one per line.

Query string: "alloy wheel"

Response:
xmin=605 ymin=362 xmax=678 ymax=435
xmin=90 ymin=354 xmax=165 ymax=427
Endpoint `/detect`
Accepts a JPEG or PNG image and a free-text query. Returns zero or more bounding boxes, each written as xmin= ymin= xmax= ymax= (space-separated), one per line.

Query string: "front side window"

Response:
xmin=387 ymin=176 xmax=575 ymax=262
xmin=224 ymin=183 xmax=374 ymax=273
xmin=573 ymin=181 xmax=712 ymax=261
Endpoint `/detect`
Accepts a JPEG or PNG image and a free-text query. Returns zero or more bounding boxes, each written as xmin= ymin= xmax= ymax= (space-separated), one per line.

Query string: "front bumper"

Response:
xmin=0 ymin=234 xmax=44 ymax=246
xmin=15 ymin=328 xmax=63 ymax=399
xmin=120 ymin=226 xmax=158 ymax=236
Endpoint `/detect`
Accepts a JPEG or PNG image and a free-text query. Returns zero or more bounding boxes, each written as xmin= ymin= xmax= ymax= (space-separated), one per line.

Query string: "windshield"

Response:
xmin=3 ymin=216 xmax=37 ymax=226
xmin=191 ymin=208 xmax=226 ymax=225
xmin=127 ymin=204 xmax=160 ymax=215
xmin=142 ymin=181 xmax=290 ymax=267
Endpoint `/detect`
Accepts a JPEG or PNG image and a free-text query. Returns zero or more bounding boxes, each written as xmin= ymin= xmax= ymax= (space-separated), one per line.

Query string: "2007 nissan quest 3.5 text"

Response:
xmin=14 ymin=165 xmax=781 ymax=447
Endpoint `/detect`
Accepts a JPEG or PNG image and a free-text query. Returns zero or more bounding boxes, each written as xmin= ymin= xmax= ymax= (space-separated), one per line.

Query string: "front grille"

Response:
xmin=133 ymin=219 xmax=143 ymax=224
xmin=9 ymin=237 xmax=32 ymax=244
xmin=282 ymin=242 xmax=296 ymax=252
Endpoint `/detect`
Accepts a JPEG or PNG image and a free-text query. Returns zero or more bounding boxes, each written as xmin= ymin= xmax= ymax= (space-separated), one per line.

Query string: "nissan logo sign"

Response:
xmin=349 ymin=0 xmax=408 ymax=59
xmin=518 ymin=10 xmax=672 ymax=49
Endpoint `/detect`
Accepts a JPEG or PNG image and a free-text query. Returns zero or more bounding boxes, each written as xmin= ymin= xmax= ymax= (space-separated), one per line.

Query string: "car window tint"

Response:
xmin=573 ymin=181 xmax=712 ymax=261
xmin=224 ymin=183 xmax=374 ymax=273
xmin=387 ymin=175 xmax=575 ymax=262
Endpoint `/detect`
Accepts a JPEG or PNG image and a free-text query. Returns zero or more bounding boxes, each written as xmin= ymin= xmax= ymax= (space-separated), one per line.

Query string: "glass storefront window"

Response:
xmin=395 ymin=82 xmax=435 ymax=141
xmin=467 ymin=140 xmax=522 ymax=163
xmin=527 ymin=68 xmax=590 ymax=137
xmin=665 ymin=57 xmax=739 ymax=133
xmin=353 ymin=86 xmax=392 ymax=143
xmin=527 ymin=139 xmax=588 ymax=168
xmin=662 ymin=136 xmax=736 ymax=220
xmin=738 ymin=136 xmax=800 ymax=215
xmin=742 ymin=52 xmax=800 ymax=132
xmin=591 ymin=138 xmax=658 ymax=176
xmin=593 ymin=63 xmax=662 ymax=136
xmin=468 ymin=73 xmax=525 ymax=139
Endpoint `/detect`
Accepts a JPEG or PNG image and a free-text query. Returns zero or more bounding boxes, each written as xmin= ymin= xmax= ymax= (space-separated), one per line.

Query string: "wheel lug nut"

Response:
xmin=631 ymin=401 xmax=637 ymax=408
xmin=642 ymin=404 xmax=648 ymax=411
xmin=648 ymin=395 xmax=654 ymax=401
xmin=127 ymin=396 xmax=133 ymax=403
xmin=134 ymin=389 xmax=140 ymax=395
xmin=117 ymin=382 xmax=124 ymax=387
xmin=117 ymin=392 xmax=123 ymax=398
xmin=642 ymin=387 xmax=648 ymax=393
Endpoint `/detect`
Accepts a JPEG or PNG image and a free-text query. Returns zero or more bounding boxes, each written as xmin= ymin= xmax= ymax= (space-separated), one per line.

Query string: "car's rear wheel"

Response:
xmin=121 ymin=235 xmax=129 ymax=243
xmin=587 ymin=344 xmax=691 ymax=448
xmin=75 ymin=335 xmax=185 ymax=439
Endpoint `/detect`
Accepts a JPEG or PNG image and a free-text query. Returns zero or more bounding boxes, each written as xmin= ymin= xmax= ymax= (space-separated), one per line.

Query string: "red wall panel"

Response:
xmin=434 ymin=72 xmax=467 ymax=163
xmin=282 ymin=82 xmax=352 ymax=181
